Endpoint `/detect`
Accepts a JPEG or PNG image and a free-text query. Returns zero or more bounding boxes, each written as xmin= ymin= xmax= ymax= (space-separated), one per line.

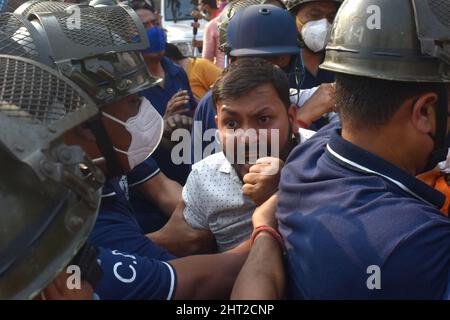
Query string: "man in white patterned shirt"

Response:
xmin=148 ymin=58 xmax=316 ymax=255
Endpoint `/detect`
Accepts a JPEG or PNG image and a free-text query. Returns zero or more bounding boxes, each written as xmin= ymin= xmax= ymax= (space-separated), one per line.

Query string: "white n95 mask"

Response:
xmin=301 ymin=18 xmax=332 ymax=53
xmin=102 ymin=97 xmax=163 ymax=169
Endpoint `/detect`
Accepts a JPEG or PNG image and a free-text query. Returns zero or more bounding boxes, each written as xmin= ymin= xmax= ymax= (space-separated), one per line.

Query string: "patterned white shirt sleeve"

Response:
xmin=182 ymin=165 xmax=209 ymax=230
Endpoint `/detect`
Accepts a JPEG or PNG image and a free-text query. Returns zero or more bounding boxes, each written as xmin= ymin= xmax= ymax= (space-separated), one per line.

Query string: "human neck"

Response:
xmin=280 ymin=135 xmax=298 ymax=162
xmin=145 ymin=58 xmax=165 ymax=78
xmin=208 ymin=9 xmax=219 ymax=20
xmin=178 ymin=58 xmax=189 ymax=73
xmin=341 ymin=125 xmax=417 ymax=176
xmin=302 ymin=48 xmax=324 ymax=77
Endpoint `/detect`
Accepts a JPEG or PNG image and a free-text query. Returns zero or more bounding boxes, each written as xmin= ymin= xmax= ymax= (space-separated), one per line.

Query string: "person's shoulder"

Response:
xmin=196 ymin=89 xmax=214 ymax=108
xmin=401 ymin=201 xmax=450 ymax=227
xmin=191 ymin=151 xmax=228 ymax=171
xmin=286 ymin=122 xmax=339 ymax=167
xmin=162 ymin=56 xmax=186 ymax=76
xmin=195 ymin=58 xmax=222 ymax=74
xmin=195 ymin=57 xmax=219 ymax=68
xmin=205 ymin=17 xmax=219 ymax=28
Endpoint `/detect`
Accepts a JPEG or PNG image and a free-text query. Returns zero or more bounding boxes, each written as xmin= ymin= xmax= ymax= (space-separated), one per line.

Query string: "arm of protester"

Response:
xmin=231 ymin=194 xmax=285 ymax=300
xmin=242 ymin=157 xmax=284 ymax=206
xmin=202 ymin=22 xmax=215 ymax=62
xmin=147 ymin=201 xmax=217 ymax=257
xmin=296 ymin=83 xmax=336 ymax=128
xmin=135 ymin=171 xmax=182 ymax=217
xmin=170 ymin=239 xmax=250 ymax=299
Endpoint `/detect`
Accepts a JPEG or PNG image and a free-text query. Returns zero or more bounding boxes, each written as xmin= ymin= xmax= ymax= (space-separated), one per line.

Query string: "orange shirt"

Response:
xmin=417 ymin=170 xmax=450 ymax=216
xmin=186 ymin=57 xmax=222 ymax=101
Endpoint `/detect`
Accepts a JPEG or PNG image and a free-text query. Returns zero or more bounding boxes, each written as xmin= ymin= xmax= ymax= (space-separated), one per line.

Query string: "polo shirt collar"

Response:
xmin=326 ymin=129 xmax=445 ymax=209
xmin=212 ymin=152 xmax=243 ymax=183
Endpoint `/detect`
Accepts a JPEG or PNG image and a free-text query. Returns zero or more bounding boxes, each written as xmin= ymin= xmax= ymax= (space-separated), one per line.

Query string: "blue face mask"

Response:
xmin=143 ymin=27 xmax=166 ymax=54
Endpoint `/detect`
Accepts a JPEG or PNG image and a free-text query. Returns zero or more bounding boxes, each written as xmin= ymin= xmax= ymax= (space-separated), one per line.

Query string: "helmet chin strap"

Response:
xmin=87 ymin=116 xmax=124 ymax=177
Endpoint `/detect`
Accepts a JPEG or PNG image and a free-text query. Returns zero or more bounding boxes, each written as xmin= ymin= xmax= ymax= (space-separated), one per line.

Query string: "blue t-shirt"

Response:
xmin=127 ymin=157 xmax=169 ymax=233
xmin=277 ymin=123 xmax=450 ymax=299
xmin=89 ymin=177 xmax=175 ymax=262
xmin=139 ymin=57 xmax=196 ymax=185
xmin=95 ymin=247 xmax=176 ymax=300
xmin=191 ymin=90 xmax=218 ymax=163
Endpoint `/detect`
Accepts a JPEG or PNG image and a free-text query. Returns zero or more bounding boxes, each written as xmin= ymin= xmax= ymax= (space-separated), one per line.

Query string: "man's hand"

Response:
xmin=297 ymin=83 xmax=336 ymax=127
xmin=191 ymin=9 xmax=203 ymax=20
xmin=242 ymin=157 xmax=284 ymax=206
xmin=163 ymin=91 xmax=192 ymax=139
xmin=148 ymin=202 xmax=217 ymax=257
xmin=164 ymin=90 xmax=191 ymax=120
xmin=163 ymin=114 xmax=193 ymax=139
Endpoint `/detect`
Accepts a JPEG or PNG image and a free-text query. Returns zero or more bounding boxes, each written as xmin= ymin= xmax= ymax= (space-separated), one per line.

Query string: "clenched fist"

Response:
xmin=242 ymin=157 xmax=284 ymax=206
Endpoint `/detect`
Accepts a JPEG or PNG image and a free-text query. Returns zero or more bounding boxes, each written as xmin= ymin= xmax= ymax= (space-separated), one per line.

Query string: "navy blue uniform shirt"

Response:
xmin=277 ymin=123 xmax=450 ymax=299
xmin=139 ymin=56 xmax=196 ymax=184
xmin=127 ymin=157 xmax=169 ymax=233
xmin=301 ymin=65 xmax=335 ymax=90
xmin=95 ymin=247 xmax=176 ymax=300
xmin=89 ymin=177 xmax=175 ymax=262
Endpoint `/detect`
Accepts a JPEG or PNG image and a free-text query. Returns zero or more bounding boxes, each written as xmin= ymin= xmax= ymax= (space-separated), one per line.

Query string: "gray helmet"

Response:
xmin=89 ymin=0 xmax=119 ymax=7
xmin=0 ymin=11 xmax=52 ymax=64
xmin=14 ymin=0 xmax=73 ymax=16
xmin=283 ymin=0 xmax=343 ymax=13
xmin=0 ymin=54 xmax=104 ymax=299
xmin=1 ymin=0 xmax=27 ymax=12
xmin=321 ymin=0 xmax=450 ymax=83
xmin=218 ymin=0 xmax=286 ymax=54
xmin=9 ymin=2 xmax=160 ymax=177
xmin=13 ymin=2 xmax=158 ymax=104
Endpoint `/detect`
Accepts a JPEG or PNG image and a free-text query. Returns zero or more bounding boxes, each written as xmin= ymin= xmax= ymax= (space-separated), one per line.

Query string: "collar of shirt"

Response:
xmin=208 ymin=151 xmax=242 ymax=184
xmin=101 ymin=176 xmax=129 ymax=201
xmin=325 ymin=129 xmax=445 ymax=209
xmin=301 ymin=61 xmax=335 ymax=89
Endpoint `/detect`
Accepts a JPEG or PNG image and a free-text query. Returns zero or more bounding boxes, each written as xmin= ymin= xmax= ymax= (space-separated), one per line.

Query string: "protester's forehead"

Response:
xmin=218 ymin=84 xmax=284 ymax=114
xmin=137 ymin=8 xmax=156 ymax=19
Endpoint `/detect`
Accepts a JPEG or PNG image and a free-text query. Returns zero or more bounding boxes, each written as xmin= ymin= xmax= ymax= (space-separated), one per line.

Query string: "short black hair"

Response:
xmin=128 ymin=0 xmax=155 ymax=12
xmin=335 ymin=73 xmax=447 ymax=128
xmin=200 ymin=0 xmax=218 ymax=9
xmin=212 ymin=58 xmax=290 ymax=110
xmin=165 ymin=43 xmax=186 ymax=61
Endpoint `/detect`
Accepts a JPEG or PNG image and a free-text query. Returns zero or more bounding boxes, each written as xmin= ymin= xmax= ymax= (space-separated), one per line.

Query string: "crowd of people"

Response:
xmin=0 ymin=0 xmax=449 ymax=300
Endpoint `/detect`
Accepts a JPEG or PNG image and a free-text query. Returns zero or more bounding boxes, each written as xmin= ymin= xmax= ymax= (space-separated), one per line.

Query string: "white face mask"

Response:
xmin=301 ymin=18 xmax=332 ymax=53
xmin=101 ymin=97 xmax=164 ymax=170
xmin=438 ymin=148 xmax=450 ymax=174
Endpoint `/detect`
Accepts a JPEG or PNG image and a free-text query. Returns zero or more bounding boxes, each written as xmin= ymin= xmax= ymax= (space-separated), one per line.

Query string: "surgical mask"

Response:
xmin=101 ymin=97 xmax=163 ymax=169
xmin=300 ymin=18 xmax=332 ymax=53
xmin=437 ymin=148 xmax=450 ymax=174
xmin=425 ymin=134 xmax=450 ymax=173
